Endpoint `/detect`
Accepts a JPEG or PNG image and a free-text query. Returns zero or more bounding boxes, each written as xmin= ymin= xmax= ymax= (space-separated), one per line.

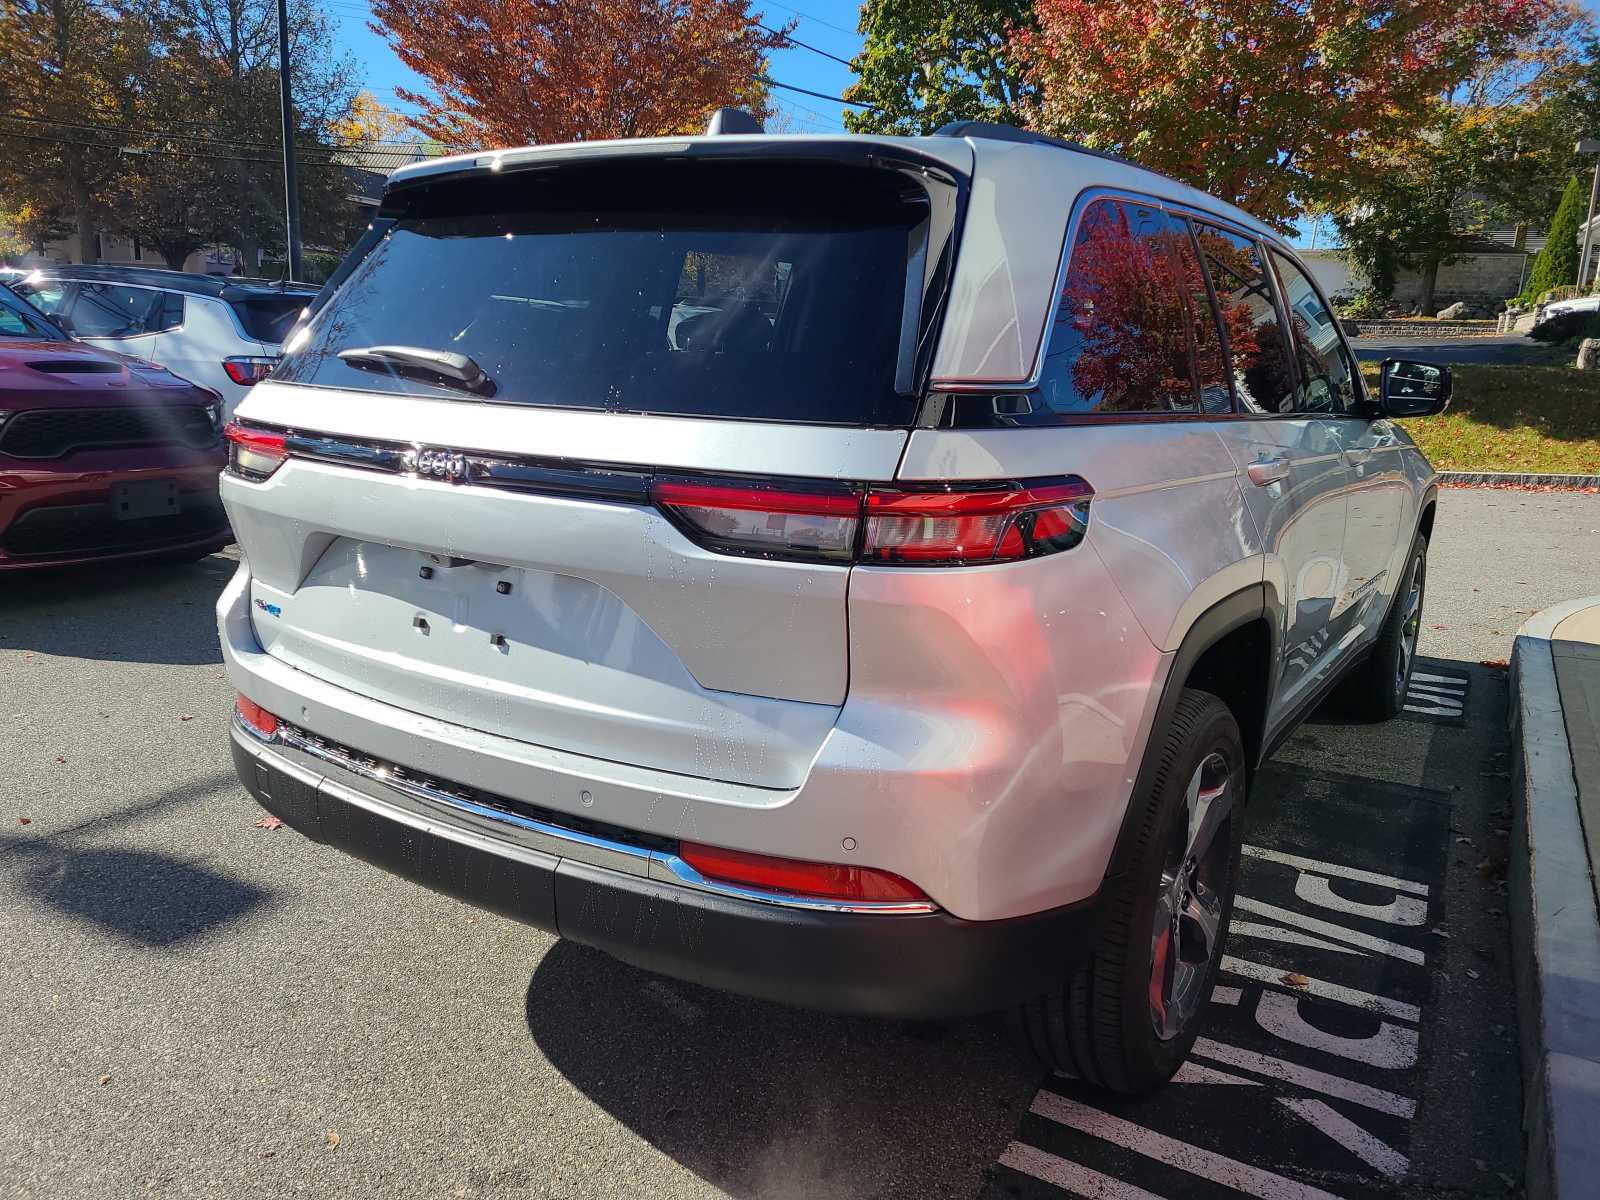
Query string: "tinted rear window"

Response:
xmin=232 ymin=294 xmax=311 ymax=344
xmin=273 ymin=162 xmax=930 ymax=425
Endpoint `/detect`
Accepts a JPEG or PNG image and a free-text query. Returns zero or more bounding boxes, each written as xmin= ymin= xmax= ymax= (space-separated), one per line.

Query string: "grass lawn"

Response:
xmin=1361 ymin=363 xmax=1600 ymax=474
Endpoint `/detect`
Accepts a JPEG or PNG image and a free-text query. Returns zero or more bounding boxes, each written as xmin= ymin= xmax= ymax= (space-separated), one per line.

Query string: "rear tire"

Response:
xmin=1333 ymin=534 xmax=1427 ymax=722
xmin=1013 ymin=689 xmax=1244 ymax=1094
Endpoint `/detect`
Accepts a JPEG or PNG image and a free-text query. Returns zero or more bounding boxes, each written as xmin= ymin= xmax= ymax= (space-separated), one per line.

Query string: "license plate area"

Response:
xmin=112 ymin=479 xmax=180 ymax=521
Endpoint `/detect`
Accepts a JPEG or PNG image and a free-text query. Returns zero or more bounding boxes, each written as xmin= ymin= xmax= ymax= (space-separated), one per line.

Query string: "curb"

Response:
xmin=1439 ymin=471 xmax=1600 ymax=490
xmin=1508 ymin=597 xmax=1600 ymax=1200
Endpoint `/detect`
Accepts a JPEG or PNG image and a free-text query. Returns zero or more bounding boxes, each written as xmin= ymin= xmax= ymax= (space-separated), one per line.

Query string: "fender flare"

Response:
xmin=1101 ymin=583 xmax=1278 ymax=883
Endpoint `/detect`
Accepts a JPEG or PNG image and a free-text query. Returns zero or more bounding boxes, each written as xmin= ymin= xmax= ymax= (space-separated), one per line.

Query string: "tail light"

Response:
xmin=652 ymin=475 xmax=1091 ymax=567
xmin=235 ymin=694 xmax=279 ymax=737
xmin=224 ymin=422 xmax=288 ymax=480
xmin=678 ymin=841 xmax=928 ymax=904
xmin=223 ymin=356 xmax=277 ymax=386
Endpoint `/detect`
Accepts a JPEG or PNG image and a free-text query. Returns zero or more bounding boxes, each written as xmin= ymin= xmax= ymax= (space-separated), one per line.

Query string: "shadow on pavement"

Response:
xmin=0 ymin=551 xmax=233 ymax=666
xmin=524 ymin=940 xmax=1039 ymax=1199
xmin=15 ymin=844 xmax=270 ymax=948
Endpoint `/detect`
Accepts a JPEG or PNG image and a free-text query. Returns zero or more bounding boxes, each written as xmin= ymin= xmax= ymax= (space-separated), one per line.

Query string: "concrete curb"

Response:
xmin=1508 ymin=596 xmax=1600 ymax=1200
xmin=1439 ymin=471 xmax=1600 ymax=490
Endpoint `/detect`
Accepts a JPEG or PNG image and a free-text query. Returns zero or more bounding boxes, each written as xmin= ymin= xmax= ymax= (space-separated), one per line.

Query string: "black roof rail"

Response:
xmin=932 ymin=120 xmax=1189 ymax=188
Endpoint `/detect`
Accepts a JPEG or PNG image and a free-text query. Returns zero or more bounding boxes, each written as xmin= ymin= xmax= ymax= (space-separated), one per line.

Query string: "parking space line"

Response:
xmin=1172 ymin=1060 xmax=1260 ymax=1085
xmin=1233 ymin=897 xmax=1426 ymax=964
xmin=1279 ymin=1098 xmax=1410 ymax=1180
xmin=1222 ymin=955 xmax=1421 ymax=1021
xmin=1229 ymin=919 xmax=1370 ymax=955
xmin=1029 ymin=1090 xmax=1345 ymax=1200
xmin=1192 ymin=1039 xmax=1417 ymax=1118
xmin=1241 ymin=845 xmax=1430 ymax=896
xmin=999 ymin=1142 xmax=1170 ymax=1199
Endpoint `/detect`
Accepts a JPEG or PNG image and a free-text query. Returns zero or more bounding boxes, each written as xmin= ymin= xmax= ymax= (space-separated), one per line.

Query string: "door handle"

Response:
xmin=1246 ymin=455 xmax=1290 ymax=486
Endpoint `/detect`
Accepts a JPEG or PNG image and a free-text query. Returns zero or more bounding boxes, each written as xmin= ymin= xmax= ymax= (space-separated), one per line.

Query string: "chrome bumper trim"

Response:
xmin=234 ymin=713 xmax=937 ymax=915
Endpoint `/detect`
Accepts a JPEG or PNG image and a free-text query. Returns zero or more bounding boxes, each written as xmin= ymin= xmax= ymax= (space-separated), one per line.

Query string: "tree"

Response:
xmin=1017 ymin=0 xmax=1567 ymax=230
xmin=1522 ymin=175 xmax=1586 ymax=299
xmin=843 ymin=0 xmax=1035 ymax=135
xmin=368 ymin=0 xmax=789 ymax=149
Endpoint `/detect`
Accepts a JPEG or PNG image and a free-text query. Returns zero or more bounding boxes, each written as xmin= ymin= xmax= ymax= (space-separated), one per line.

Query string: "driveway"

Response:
xmin=3 ymin=489 xmax=1596 ymax=1198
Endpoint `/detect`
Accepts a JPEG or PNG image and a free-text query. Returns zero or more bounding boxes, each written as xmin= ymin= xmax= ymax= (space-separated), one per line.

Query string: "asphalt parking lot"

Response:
xmin=3 ymin=488 xmax=1598 ymax=1199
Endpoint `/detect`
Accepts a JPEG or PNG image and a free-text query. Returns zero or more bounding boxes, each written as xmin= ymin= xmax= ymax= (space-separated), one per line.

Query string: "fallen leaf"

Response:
xmin=1480 ymin=659 xmax=1508 ymax=668
xmin=1430 ymin=623 xmax=1448 ymax=630
xmin=179 ymin=714 xmax=194 ymax=722
xmin=1280 ymin=972 xmax=1310 ymax=987
xmin=254 ymin=815 xmax=284 ymax=830
xmin=54 ymin=756 xmax=65 ymax=764
xmin=18 ymin=817 xmax=30 ymax=825
xmin=259 ymin=1150 xmax=276 ymax=1160
xmin=1430 ymin=927 xmax=1452 ymax=938
xmin=98 ymin=1075 xmax=110 ymax=1086
xmin=326 ymin=1130 xmax=341 ymax=1150
xmin=1467 ymin=968 xmax=1481 ymax=980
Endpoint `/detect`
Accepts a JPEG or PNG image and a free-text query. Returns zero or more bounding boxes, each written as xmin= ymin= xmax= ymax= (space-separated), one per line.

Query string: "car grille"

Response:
xmin=1 ymin=496 xmax=228 ymax=558
xmin=0 ymin=406 xmax=216 ymax=459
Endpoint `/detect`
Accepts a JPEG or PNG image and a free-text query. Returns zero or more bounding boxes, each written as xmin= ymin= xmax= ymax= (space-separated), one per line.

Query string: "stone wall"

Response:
xmin=1391 ymin=253 xmax=1529 ymax=309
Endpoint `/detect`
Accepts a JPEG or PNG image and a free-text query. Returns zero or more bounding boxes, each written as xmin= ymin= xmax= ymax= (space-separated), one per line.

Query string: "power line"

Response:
xmin=763 ymin=76 xmax=874 ymax=109
xmin=760 ymin=1 xmax=859 ymax=37
xmin=758 ymin=22 xmax=854 ymax=67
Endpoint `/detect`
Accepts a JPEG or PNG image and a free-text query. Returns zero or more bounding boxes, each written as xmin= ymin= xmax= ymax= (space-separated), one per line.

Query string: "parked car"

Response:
xmin=219 ymin=123 xmax=1446 ymax=1094
xmin=10 ymin=265 xmax=315 ymax=419
xmin=0 ymin=282 xmax=230 ymax=570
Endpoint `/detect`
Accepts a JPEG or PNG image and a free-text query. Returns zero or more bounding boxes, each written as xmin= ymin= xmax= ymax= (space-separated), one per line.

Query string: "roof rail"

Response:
xmin=932 ymin=120 xmax=1188 ymax=188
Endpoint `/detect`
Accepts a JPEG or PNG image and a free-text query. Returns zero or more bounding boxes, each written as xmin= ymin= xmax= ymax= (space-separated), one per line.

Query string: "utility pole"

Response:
xmin=1578 ymin=140 xmax=1600 ymax=293
xmin=277 ymin=0 xmax=303 ymax=281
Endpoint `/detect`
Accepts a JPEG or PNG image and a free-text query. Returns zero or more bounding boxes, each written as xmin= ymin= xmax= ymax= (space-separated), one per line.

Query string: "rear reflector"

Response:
xmin=224 ymin=422 xmax=288 ymax=480
xmin=235 ymin=694 xmax=279 ymax=737
xmin=653 ymin=475 xmax=1092 ymax=566
xmin=678 ymin=841 xmax=928 ymax=903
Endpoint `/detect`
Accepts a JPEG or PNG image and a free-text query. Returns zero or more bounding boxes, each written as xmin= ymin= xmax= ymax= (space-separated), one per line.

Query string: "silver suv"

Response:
xmin=219 ymin=123 xmax=1447 ymax=1094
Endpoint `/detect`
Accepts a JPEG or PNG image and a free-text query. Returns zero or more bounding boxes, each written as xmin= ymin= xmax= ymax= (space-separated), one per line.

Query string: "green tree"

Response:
xmin=843 ymin=0 xmax=1035 ymax=135
xmin=1522 ymin=176 xmax=1586 ymax=300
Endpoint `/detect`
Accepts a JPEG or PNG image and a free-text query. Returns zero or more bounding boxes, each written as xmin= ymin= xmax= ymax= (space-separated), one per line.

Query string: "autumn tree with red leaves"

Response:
xmin=369 ymin=0 xmax=791 ymax=149
xmin=1017 ymin=0 xmax=1569 ymax=229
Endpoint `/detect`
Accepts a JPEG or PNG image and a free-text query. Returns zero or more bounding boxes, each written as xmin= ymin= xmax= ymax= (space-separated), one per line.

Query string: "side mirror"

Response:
xmin=1379 ymin=359 xmax=1451 ymax=418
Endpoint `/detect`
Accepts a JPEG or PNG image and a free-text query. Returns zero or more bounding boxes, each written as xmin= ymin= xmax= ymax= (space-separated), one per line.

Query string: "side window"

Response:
xmin=12 ymin=281 xmax=67 ymax=315
xmin=1039 ymin=198 xmax=1198 ymax=415
xmin=1193 ymin=226 xmax=1297 ymax=415
xmin=68 ymin=284 xmax=162 ymax=338
xmin=1170 ymin=220 xmax=1233 ymax=415
xmin=152 ymin=291 xmax=184 ymax=333
xmin=1268 ymin=249 xmax=1358 ymax=415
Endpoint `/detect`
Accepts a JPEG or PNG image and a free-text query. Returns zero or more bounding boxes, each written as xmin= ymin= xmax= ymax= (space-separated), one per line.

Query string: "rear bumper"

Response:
xmin=230 ymin=724 xmax=1100 ymax=1019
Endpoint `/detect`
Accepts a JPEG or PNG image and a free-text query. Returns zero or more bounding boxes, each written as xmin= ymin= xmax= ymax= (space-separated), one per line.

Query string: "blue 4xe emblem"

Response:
xmin=253 ymin=598 xmax=282 ymax=618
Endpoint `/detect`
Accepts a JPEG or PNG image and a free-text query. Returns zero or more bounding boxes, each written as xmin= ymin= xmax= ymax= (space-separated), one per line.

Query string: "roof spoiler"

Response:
xmin=705 ymin=108 xmax=763 ymax=136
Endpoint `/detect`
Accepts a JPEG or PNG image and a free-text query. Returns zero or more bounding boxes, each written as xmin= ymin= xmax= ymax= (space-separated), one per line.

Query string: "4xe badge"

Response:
xmin=253 ymin=598 xmax=281 ymax=618
xmin=408 ymin=448 xmax=471 ymax=483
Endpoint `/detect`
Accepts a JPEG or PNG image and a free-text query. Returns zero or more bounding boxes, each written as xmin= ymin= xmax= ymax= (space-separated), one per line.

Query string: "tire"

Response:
xmin=1333 ymin=534 xmax=1427 ymax=722
xmin=1014 ymin=689 xmax=1245 ymax=1094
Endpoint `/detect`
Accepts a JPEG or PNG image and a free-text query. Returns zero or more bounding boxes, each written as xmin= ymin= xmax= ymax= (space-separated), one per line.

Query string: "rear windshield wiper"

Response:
xmin=337 ymin=345 xmax=496 ymax=396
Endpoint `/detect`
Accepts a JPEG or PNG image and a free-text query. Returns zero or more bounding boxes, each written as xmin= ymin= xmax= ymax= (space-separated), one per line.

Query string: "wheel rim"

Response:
xmin=1148 ymin=751 xmax=1233 ymax=1041
xmin=1395 ymin=554 xmax=1425 ymax=699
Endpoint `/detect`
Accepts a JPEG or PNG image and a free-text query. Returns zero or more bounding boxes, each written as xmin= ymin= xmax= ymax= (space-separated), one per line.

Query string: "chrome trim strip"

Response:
xmin=232 ymin=713 xmax=937 ymax=915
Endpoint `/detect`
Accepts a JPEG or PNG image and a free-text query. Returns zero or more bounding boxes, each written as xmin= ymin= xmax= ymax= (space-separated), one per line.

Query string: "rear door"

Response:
xmin=1192 ymin=224 xmax=1352 ymax=726
xmin=225 ymin=154 xmax=958 ymax=790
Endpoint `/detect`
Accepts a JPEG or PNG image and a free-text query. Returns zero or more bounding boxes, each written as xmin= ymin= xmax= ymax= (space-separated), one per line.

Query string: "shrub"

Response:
xmin=1332 ymin=287 xmax=1389 ymax=320
xmin=1529 ymin=309 xmax=1600 ymax=346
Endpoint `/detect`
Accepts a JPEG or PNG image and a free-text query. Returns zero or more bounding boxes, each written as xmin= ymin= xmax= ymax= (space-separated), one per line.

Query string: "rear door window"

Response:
xmin=1037 ymin=198 xmax=1199 ymax=415
xmin=1193 ymin=226 xmax=1298 ymax=415
xmin=66 ymin=283 xmax=168 ymax=338
xmin=273 ymin=162 xmax=933 ymax=426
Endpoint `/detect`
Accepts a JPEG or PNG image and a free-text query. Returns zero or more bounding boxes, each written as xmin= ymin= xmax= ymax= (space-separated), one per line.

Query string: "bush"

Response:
xmin=1520 ymin=177 xmax=1585 ymax=303
xmin=1529 ymin=310 xmax=1600 ymax=346
xmin=1332 ymin=287 xmax=1389 ymax=320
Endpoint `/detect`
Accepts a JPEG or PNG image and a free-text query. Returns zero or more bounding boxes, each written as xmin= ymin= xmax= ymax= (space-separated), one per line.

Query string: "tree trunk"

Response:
xmin=72 ymin=178 xmax=99 ymax=264
xmin=162 ymin=244 xmax=190 ymax=270
xmin=1417 ymin=260 xmax=1440 ymax=315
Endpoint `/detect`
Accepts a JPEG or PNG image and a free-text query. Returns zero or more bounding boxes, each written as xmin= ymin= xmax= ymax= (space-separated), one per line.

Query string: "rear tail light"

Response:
xmin=224 ymin=422 xmax=288 ymax=480
xmin=678 ymin=841 xmax=928 ymax=904
xmin=235 ymin=694 xmax=279 ymax=737
xmin=223 ymin=356 xmax=277 ymax=386
xmin=652 ymin=475 xmax=1091 ymax=567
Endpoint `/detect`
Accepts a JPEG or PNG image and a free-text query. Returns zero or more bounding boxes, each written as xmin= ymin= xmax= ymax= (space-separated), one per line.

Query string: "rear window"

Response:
xmin=273 ymin=161 xmax=932 ymax=425
xmin=231 ymin=294 xmax=311 ymax=344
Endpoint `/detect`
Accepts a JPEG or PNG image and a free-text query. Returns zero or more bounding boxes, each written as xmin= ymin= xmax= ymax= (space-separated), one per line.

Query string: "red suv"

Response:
xmin=0 ymin=283 xmax=230 ymax=570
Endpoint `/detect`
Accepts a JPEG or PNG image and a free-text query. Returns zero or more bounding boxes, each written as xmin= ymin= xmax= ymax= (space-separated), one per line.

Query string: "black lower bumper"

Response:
xmin=232 ymin=733 xmax=1100 ymax=1019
